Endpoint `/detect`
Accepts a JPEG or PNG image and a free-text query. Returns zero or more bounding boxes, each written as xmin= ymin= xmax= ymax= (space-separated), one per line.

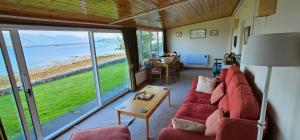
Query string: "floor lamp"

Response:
xmin=242 ymin=33 xmax=300 ymax=140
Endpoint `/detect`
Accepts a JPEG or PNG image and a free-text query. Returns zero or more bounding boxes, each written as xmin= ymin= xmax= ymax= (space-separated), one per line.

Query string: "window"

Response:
xmin=18 ymin=30 xmax=99 ymax=137
xmin=137 ymin=30 xmax=164 ymax=67
xmin=93 ymin=32 xmax=130 ymax=103
xmin=0 ymin=28 xmax=131 ymax=139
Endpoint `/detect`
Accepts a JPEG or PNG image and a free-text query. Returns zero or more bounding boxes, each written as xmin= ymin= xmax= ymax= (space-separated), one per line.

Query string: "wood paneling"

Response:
xmin=0 ymin=0 xmax=240 ymax=29
xmin=256 ymin=0 xmax=277 ymax=17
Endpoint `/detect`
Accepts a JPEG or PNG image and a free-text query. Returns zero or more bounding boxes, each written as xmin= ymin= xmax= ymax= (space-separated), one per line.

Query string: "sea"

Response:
xmin=0 ymin=43 xmax=123 ymax=76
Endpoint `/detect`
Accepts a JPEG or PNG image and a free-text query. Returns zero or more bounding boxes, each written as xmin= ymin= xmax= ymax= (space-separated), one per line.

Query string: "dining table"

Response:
xmin=156 ymin=56 xmax=175 ymax=85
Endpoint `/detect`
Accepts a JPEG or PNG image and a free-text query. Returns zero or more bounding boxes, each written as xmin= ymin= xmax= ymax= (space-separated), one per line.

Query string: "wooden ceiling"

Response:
xmin=0 ymin=0 xmax=240 ymax=29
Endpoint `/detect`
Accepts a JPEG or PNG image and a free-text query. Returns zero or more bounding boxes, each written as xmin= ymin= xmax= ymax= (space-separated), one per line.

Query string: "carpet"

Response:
xmin=55 ymin=68 xmax=212 ymax=140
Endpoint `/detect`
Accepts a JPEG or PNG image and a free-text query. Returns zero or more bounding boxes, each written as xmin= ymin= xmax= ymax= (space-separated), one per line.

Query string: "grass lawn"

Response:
xmin=0 ymin=62 xmax=129 ymax=139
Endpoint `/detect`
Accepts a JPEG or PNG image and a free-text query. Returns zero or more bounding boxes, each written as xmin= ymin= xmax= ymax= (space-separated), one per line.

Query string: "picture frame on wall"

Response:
xmin=233 ymin=36 xmax=238 ymax=48
xmin=244 ymin=26 xmax=251 ymax=45
xmin=190 ymin=29 xmax=206 ymax=39
xmin=176 ymin=32 xmax=182 ymax=37
xmin=210 ymin=30 xmax=218 ymax=36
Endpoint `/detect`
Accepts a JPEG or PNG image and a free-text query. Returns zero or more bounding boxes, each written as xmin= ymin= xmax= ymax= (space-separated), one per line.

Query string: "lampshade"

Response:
xmin=243 ymin=33 xmax=300 ymax=67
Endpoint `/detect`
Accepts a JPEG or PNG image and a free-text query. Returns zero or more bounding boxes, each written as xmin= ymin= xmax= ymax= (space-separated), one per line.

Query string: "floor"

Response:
xmin=55 ymin=68 xmax=212 ymax=140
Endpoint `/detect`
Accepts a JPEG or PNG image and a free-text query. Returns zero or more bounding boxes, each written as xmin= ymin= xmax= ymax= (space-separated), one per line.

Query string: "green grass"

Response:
xmin=0 ymin=62 xmax=129 ymax=139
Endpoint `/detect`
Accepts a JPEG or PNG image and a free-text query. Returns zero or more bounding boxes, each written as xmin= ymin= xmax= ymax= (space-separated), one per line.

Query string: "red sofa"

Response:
xmin=159 ymin=66 xmax=261 ymax=140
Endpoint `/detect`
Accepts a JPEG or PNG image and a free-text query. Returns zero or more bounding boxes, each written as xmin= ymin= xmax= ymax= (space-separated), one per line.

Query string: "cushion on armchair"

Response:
xmin=70 ymin=126 xmax=130 ymax=140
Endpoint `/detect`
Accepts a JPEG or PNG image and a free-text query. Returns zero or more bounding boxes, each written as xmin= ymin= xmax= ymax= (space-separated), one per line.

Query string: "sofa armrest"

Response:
xmin=159 ymin=127 xmax=215 ymax=140
xmin=216 ymin=118 xmax=258 ymax=140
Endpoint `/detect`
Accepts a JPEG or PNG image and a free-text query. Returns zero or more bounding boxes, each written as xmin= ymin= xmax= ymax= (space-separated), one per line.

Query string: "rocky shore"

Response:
xmin=0 ymin=53 xmax=126 ymax=93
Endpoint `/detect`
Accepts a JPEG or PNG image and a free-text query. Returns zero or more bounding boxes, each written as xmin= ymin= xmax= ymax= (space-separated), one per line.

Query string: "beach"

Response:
xmin=0 ymin=53 xmax=126 ymax=91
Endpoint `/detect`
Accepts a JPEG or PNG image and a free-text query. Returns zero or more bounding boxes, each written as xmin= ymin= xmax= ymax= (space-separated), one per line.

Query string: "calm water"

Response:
xmin=0 ymin=43 xmax=123 ymax=76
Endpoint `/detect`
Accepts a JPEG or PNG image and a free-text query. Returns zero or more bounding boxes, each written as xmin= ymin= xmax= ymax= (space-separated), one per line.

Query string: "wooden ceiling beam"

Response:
xmin=0 ymin=14 xmax=120 ymax=28
xmin=109 ymin=0 xmax=197 ymax=25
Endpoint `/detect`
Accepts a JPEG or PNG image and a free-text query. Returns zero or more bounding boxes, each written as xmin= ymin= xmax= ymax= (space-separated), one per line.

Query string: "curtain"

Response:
xmin=121 ymin=27 xmax=140 ymax=91
xmin=163 ymin=29 xmax=168 ymax=53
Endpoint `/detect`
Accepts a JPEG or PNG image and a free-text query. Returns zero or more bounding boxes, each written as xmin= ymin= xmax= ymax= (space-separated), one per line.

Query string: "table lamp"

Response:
xmin=242 ymin=33 xmax=300 ymax=140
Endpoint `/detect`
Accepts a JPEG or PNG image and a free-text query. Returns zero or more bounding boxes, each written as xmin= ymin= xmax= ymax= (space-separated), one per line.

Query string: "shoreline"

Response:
xmin=0 ymin=53 xmax=126 ymax=91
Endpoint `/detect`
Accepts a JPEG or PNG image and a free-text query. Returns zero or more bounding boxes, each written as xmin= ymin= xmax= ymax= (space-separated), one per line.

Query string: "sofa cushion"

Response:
xmin=159 ymin=127 xmax=215 ymax=140
xmin=183 ymin=91 xmax=212 ymax=104
xmin=196 ymin=76 xmax=217 ymax=94
xmin=70 ymin=126 xmax=130 ymax=140
xmin=172 ymin=118 xmax=206 ymax=133
xmin=218 ymin=94 xmax=229 ymax=114
xmin=227 ymin=73 xmax=249 ymax=98
xmin=219 ymin=69 xmax=228 ymax=81
xmin=225 ymin=65 xmax=241 ymax=86
xmin=170 ymin=116 xmax=206 ymax=128
xmin=210 ymin=82 xmax=225 ymax=104
xmin=176 ymin=104 xmax=217 ymax=120
xmin=191 ymin=78 xmax=198 ymax=91
xmin=229 ymin=85 xmax=259 ymax=120
xmin=205 ymin=108 xmax=224 ymax=136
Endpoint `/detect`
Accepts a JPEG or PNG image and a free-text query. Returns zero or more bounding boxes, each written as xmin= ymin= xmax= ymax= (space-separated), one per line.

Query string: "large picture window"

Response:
xmin=0 ymin=28 xmax=130 ymax=139
xmin=136 ymin=30 xmax=164 ymax=68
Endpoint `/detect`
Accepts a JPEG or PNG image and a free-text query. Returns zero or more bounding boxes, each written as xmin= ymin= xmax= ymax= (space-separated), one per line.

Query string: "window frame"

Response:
xmin=0 ymin=24 xmax=131 ymax=140
xmin=137 ymin=29 xmax=164 ymax=69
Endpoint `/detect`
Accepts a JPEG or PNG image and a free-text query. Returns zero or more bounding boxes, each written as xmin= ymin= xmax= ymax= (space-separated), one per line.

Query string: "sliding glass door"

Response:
xmin=16 ymin=30 xmax=99 ymax=137
xmin=93 ymin=32 xmax=130 ymax=103
xmin=0 ymin=31 xmax=33 ymax=139
xmin=0 ymin=28 xmax=131 ymax=139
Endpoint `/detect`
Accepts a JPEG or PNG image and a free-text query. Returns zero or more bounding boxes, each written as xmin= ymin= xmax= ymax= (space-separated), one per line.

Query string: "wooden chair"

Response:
xmin=175 ymin=55 xmax=181 ymax=78
xmin=149 ymin=59 xmax=163 ymax=84
xmin=169 ymin=55 xmax=181 ymax=83
xmin=168 ymin=61 xmax=178 ymax=83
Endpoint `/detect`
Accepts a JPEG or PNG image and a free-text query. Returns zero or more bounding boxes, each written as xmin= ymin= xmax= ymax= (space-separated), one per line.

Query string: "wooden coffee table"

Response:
xmin=116 ymin=85 xmax=171 ymax=140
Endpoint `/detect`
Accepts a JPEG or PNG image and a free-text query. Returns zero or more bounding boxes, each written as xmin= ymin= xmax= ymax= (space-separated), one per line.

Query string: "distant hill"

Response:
xmin=4 ymin=33 xmax=123 ymax=47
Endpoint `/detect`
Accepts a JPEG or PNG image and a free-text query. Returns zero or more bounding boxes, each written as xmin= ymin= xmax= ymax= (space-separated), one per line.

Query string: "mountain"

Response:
xmin=19 ymin=34 xmax=89 ymax=47
xmin=3 ymin=33 xmax=123 ymax=47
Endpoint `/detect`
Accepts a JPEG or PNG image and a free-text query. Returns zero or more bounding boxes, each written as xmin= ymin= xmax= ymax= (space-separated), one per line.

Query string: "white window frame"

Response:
xmin=137 ymin=30 xmax=164 ymax=68
xmin=0 ymin=24 xmax=131 ymax=140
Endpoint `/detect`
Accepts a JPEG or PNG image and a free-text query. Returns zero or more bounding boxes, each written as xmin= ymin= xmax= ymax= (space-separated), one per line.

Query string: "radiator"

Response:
xmin=183 ymin=54 xmax=209 ymax=65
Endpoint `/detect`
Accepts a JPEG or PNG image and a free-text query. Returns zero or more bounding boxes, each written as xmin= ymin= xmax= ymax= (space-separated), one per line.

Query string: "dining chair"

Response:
xmin=149 ymin=59 xmax=163 ymax=84
xmin=175 ymin=55 xmax=181 ymax=78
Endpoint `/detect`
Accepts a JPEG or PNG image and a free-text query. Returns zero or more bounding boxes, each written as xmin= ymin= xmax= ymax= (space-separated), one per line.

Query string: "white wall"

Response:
xmin=232 ymin=0 xmax=300 ymax=140
xmin=166 ymin=17 xmax=232 ymax=67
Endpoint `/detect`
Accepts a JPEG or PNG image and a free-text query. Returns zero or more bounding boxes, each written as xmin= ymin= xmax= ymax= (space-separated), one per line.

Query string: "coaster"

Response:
xmin=139 ymin=108 xmax=148 ymax=113
xmin=119 ymin=105 xmax=126 ymax=109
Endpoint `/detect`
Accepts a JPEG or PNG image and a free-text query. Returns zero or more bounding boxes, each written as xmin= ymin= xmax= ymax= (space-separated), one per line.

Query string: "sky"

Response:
xmin=18 ymin=30 xmax=122 ymax=39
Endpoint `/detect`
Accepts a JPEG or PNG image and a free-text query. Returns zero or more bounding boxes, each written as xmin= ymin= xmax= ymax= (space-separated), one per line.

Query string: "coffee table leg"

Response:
xmin=117 ymin=111 xmax=121 ymax=126
xmin=146 ymin=118 xmax=149 ymax=140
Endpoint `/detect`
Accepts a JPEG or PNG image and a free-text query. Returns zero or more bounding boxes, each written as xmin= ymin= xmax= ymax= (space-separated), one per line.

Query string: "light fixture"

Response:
xmin=242 ymin=33 xmax=300 ymax=140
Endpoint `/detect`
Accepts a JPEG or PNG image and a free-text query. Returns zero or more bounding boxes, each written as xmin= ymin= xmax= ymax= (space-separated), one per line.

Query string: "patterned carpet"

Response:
xmin=55 ymin=68 xmax=212 ymax=140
